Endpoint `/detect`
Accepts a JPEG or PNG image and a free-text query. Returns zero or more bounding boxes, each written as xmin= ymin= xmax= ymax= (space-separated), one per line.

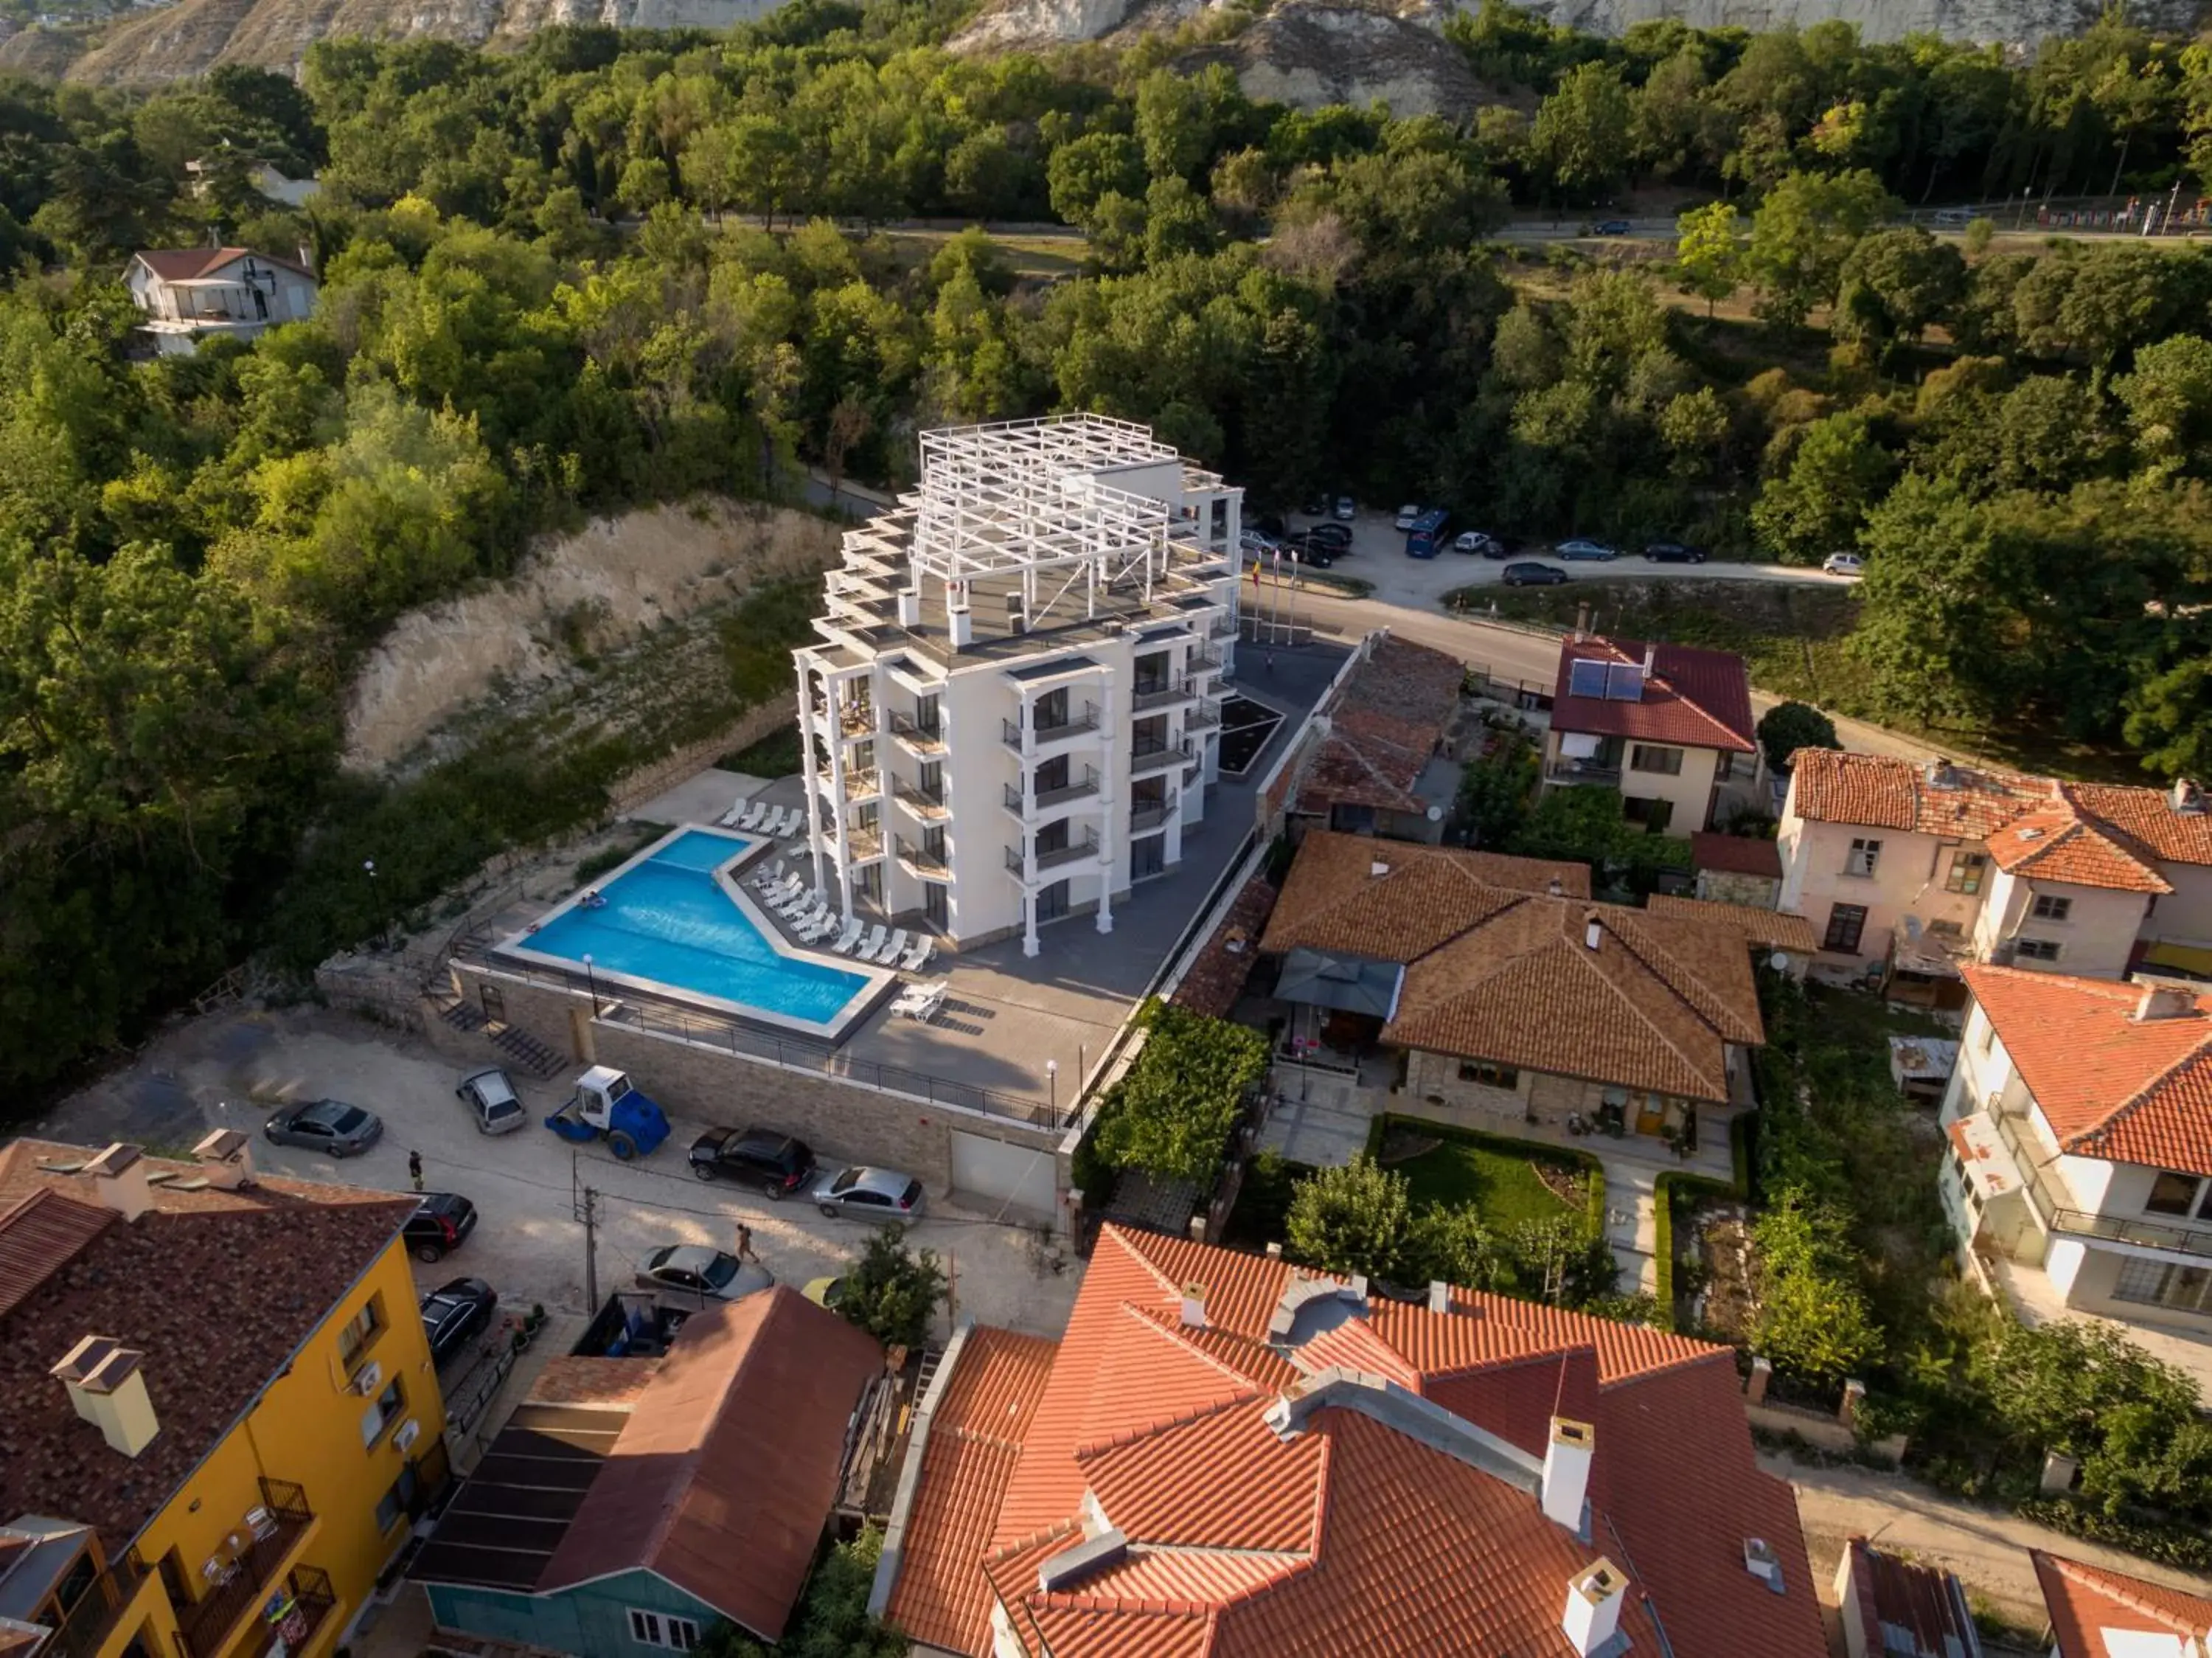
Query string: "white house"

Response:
xmin=791 ymin=415 xmax=1241 ymax=957
xmin=1543 ymin=634 xmax=1761 ymax=834
xmin=1939 ymin=964 xmax=2212 ymax=1341
xmin=124 ymin=246 xmax=317 ymax=355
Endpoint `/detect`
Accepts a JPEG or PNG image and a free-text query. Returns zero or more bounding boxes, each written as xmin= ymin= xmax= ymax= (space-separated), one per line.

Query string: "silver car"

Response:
xmin=635 ymin=1244 xmax=776 ymax=1306
xmin=812 ymin=1165 xmax=928 ymax=1222
xmin=264 ymin=1097 xmax=383 ymax=1157
xmin=456 ymin=1067 xmax=528 ymax=1135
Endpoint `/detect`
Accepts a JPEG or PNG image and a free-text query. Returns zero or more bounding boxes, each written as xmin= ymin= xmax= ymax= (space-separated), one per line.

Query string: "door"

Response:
xmin=950 ymin=1131 xmax=1057 ymax=1218
xmin=923 ymin=884 xmax=947 ymax=929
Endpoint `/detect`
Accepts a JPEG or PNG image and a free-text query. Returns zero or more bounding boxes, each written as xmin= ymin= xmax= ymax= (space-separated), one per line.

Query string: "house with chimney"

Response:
xmin=1778 ymin=750 xmax=2212 ymax=1003
xmin=1834 ymin=1536 xmax=1981 ymax=1658
xmin=870 ymin=1222 xmax=1828 ymax=1658
xmin=1543 ymin=634 xmax=1761 ymax=835
xmin=1938 ymin=966 xmax=2212 ymax=1365
xmin=1267 ymin=631 xmax=1468 ymax=846
xmin=124 ymin=247 xmax=317 ymax=355
xmin=0 ymin=1135 xmax=445 ymax=1658
xmin=2032 ymin=1549 xmax=2212 ymax=1657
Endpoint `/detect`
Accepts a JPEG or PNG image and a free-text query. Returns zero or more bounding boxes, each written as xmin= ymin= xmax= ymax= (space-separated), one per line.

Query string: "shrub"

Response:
xmin=1285 ymin=1156 xmax=1416 ymax=1280
xmin=1092 ymin=1001 xmax=1267 ymax=1183
xmin=1755 ymin=700 xmax=1840 ymax=774
xmin=834 ymin=1224 xmax=946 ymax=1350
xmin=1750 ymin=1188 xmax=1882 ymax=1384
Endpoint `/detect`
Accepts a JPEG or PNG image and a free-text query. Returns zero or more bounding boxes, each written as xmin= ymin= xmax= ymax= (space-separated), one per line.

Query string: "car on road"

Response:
xmin=1394 ymin=503 xmax=1422 ymax=531
xmin=1452 ymin=530 xmax=1498 ymax=555
xmin=812 ymin=1165 xmax=928 ymax=1222
xmin=1332 ymin=496 xmax=1356 ymax=521
xmin=1555 ymin=539 xmax=1618 ymax=561
xmin=636 ymin=1245 xmax=776 ymax=1307
xmin=1273 ymin=539 xmax=1333 ymax=568
xmin=1641 ymin=541 xmax=1706 ymax=563
xmin=405 ymin=1193 xmax=479 ymax=1263
xmin=1304 ymin=522 xmax=1352 ymax=549
xmin=688 ymin=1127 xmax=816 ymax=1199
xmin=1823 ymin=552 xmax=1866 ymax=577
xmin=1596 ymin=219 xmax=1632 ymax=235
xmin=263 ymin=1097 xmax=382 ymax=1157
xmin=421 ymin=1276 xmax=497 ymax=1369
xmin=455 ymin=1067 xmax=527 ymax=1135
xmin=1238 ymin=528 xmax=1279 ymax=556
xmin=1502 ymin=562 xmax=1571 ymax=586
xmin=1250 ymin=511 xmax=1287 ymax=538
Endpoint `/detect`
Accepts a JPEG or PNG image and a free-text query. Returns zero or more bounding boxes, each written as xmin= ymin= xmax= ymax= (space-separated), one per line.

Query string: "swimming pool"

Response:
xmin=499 ymin=827 xmax=886 ymax=1039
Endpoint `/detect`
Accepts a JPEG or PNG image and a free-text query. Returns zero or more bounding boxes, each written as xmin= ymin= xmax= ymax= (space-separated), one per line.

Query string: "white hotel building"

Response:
xmin=793 ymin=416 xmax=1243 ymax=957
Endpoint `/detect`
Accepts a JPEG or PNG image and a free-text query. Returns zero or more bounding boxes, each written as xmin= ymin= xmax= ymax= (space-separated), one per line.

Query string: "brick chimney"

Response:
xmin=192 ymin=1128 xmax=256 ymax=1190
xmin=1561 ymin=1558 xmax=1627 ymax=1657
xmin=78 ymin=1144 xmax=153 ymax=1223
xmin=50 ymin=1336 xmax=160 ymax=1457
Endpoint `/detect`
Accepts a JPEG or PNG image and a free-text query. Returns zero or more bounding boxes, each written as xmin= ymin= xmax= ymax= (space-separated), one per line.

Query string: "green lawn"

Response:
xmin=1370 ymin=1117 xmax=1589 ymax=1230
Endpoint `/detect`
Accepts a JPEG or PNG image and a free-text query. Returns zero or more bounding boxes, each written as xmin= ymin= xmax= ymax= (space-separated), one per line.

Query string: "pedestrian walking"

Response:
xmin=408 ymin=1150 xmax=424 ymax=1193
xmin=736 ymin=1222 xmax=758 ymax=1262
xmin=1265 ymin=649 xmax=1276 ymax=673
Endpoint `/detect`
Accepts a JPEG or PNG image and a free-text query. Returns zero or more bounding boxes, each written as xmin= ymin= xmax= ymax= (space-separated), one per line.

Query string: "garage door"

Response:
xmin=950 ymin=1131 xmax=1057 ymax=1221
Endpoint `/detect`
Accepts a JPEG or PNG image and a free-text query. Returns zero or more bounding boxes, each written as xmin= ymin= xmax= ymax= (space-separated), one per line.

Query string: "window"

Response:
xmin=373 ymin=1468 xmax=416 ymax=1535
xmin=1823 ymin=903 xmax=1868 ymax=953
xmin=1034 ymin=687 xmax=1068 ymax=732
xmin=1844 ymin=838 xmax=1882 ymax=878
xmin=1036 ymin=879 xmax=1070 ymax=923
xmin=629 ymin=1611 xmax=701 ymax=1651
xmin=2146 ymin=1171 xmax=2208 ymax=1218
xmin=336 ymin=1297 xmax=383 ymax=1371
xmin=1944 ymin=852 xmax=1988 ymax=895
xmin=1456 ymin=1061 xmax=1520 ymax=1091
xmin=360 ymin=1376 xmax=405 ymax=1448
xmin=2013 ymin=938 xmax=2062 ymax=962
xmin=1630 ymin=744 xmax=1683 ymax=776
xmin=2031 ymin=895 xmax=2073 ymax=923
xmin=1131 ymin=834 xmax=1166 ymax=880
xmin=922 ymin=885 xmax=947 ymax=928
xmin=1715 ymin=752 xmax=1734 ymax=783
xmin=2113 ymin=1258 xmax=2212 ymax=1315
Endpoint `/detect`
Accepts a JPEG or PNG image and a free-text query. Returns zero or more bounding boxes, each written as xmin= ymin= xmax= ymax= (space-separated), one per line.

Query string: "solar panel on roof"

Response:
xmin=1567 ymin=660 xmax=1609 ymax=698
xmin=1604 ymin=664 xmax=1645 ymax=701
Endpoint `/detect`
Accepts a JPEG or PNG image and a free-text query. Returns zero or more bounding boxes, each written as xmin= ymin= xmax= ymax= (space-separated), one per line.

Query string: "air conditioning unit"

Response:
xmin=352 ymin=1361 xmax=383 ymax=1397
xmin=392 ymin=1418 xmax=422 ymax=1454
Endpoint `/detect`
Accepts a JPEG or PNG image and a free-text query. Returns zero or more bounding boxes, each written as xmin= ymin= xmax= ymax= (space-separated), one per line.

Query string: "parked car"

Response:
xmin=1332 ymin=496 xmax=1356 ymax=521
xmin=406 ymin=1193 xmax=479 ymax=1263
xmin=1300 ymin=496 xmax=1329 ymax=518
xmin=1502 ymin=562 xmax=1571 ymax=586
xmin=456 ymin=1067 xmax=527 ymax=1135
xmin=1556 ymin=539 xmax=1618 ymax=561
xmin=1823 ymin=552 xmax=1866 ymax=577
xmin=1238 ymin=528 xmax=1279 ymax=555
xmin=420 ymin=1277 xmax=498 ymax=1368
xmin=1304 ymin=522 xmax=1353 ymax=549
xmin=687 ymin=1126 xmax=816 ymax=1198
xmin=1394 ymin=503 xmax=1422 ymax=530
xmin=813 ymin=1165 xmax=928 ymax=1221
xmin=263 ymin=1097 xmax=382 ymax=1157
xmin=1641 ymin=541 xmax=1706 ymax=563
xmin=1282 ymin=542 xmax=1334 ymax=568
xmin=1451 ymin=530 xmax=1498 ymax=555
xmin=636 ymin=1245 xmax=776 ymax=1307
xmin=1596 ymin=219 xmax=1632 ymax=235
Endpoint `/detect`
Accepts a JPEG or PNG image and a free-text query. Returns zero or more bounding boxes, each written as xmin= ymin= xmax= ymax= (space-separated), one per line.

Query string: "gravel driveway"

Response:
xmin=35 ymin=1005 xmax=1082 ymax=1342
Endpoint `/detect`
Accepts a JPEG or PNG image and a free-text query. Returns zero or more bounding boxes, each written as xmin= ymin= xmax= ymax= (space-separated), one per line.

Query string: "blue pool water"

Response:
xmin=525 ymin=830 xmax=869 ymax=1024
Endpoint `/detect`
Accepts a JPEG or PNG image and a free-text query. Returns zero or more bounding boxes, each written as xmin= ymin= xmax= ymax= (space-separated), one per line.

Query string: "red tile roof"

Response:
xmin=131 ymin=246 xmax=313 ymax=282
xmin=1984 ymin=799 xmax=2170 ymax=893
xmin=2033 ymin=1550 xmax=2212 ymax=1655
xmin=1551 ymin=636 xmax=1756 ymax=752
xmin=1169 ymin=874 xmax=1278 ymax=1020
xmin=1840 ymin=1536 xmax=1978 ymax=1658
xmin=1289 ymin=634 xmax=1464 ymax=817
xmin=1691 ymin=831 xmax=1783 ymax=879
xmin=1961 ymin=965 xmax=2212 ymax=1176
xmin=886 ymin=1225 xmax=1824 ymax=1658
xmin=0 ymin=1140 xmax=417 ymax=1550
xmin=538 ymin=1287 xmax=882 ymax=1641
xmin=1645 ymin=893 xmax=1819 ymax=955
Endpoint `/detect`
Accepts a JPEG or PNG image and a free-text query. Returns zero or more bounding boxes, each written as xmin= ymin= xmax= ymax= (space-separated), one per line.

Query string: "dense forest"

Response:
xmin=1 ymin=0 xmax=2210 ymax=1089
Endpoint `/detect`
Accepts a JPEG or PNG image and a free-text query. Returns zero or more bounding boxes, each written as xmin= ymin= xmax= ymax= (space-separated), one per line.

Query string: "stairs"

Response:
xmin=437 ymin=998 xmax=487 ymax=1033
xmin=488 ymin=1023 xmax=565 ymax=1078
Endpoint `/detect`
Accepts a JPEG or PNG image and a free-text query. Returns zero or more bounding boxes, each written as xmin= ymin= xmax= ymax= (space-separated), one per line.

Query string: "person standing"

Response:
xmin=736 ymin=1222 xmax=758 ymax=1263
xmin=408 ymin=1150 xmax=424 ymax=1193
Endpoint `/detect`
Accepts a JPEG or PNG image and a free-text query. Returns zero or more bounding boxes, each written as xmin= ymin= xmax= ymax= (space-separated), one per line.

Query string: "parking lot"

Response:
xmin=35 ymin=1004 xmax=1083 ymax=1343
xmin=1259 ymin=507 xmax=1853 ymax=610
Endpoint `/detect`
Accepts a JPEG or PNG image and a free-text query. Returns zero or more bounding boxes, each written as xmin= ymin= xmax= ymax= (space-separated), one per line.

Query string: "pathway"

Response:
xmin=1601 ymin=1161 xmax=1660 ymax=1297
xmin=1258 ymin=1065 xmax=1379 ymax=1168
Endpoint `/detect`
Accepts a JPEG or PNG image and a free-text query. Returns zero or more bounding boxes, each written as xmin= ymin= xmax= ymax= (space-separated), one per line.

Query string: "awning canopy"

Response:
xmin=1276 ymin=948 xmax=1405 ymax=1019
xmin=2144 ymin=941 xmax=2212 ymax=981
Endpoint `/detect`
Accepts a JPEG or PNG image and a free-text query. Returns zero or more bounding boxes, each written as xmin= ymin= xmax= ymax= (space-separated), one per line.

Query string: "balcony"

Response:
xmin=1188 ymin=646 xmax=1223 ymax=673
xmin=175 ymin=1480 xmax=313 ymax=1658
xmin=888 ymin=711 xmax=947 ymax=757
xmin=1186 ymin=701 xmax=1222 ymax=732
xmin=1130 ymin=799 xmax=1177 ymax=833
xmin=834 ymin=825 xmax=885 ymax=862
xmin=892 ymin=780 xmax=950 ymax=821
xmin=836 ymin=706 xmax=877 ymax=739
xmin=1037 ymin=830 xmax=1102 ymax=870
xmin=45 ymin=1550 xmax=146 ymax=1658
xmin=1002 ymin=703 xmax=1100 ymax=752
xmin=817 ymin=766 xmax=881 ymax=802
xmin=1004 ymin=768 xmax=1101 ymax=816
xmin=1130 ymin=739 xmax=1193 ymax=778
xmin=1546 ymin=760 xmax=1622 ymax=788
xmin=1209 ymin=617 xmax=1237 ymax=639
xmin=895 ymin=836 xmax=949 ymax=877
xmin=2054 ymin=1206 xmax=2212 ymax=1260
xmin=247 ymin=1567 xmax=337 ymax=1658
xmin=1131 ymin=677 xmax=1196 ymax=712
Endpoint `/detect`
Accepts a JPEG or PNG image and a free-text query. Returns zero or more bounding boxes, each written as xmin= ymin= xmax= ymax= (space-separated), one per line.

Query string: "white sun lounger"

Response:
xmin=871 ymin=929 xmax=908 ymax=965
xmin=855 ymin=924 xmax=887 ymax=961
xmin=799 ymin=911 xmax=838 ymax=941
xmin=827 ymin=917 xmax=863 ymax=953
xmin=718 ymin=801 xmax=746 ymax=827
xmin=737 ymin=801 xmax=769 ymax=830
xmin=899 ymin=937 xmax=935 ymax=972
xmin=894 ymin=981 xmax=950 ymax=1021
xmin=769 ymin=807 xmax=800 ymax=837
xmin=773 ymin=891 xmax=815 ymax=918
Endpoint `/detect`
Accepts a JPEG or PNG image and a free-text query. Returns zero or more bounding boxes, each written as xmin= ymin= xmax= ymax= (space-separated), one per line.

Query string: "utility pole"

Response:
xmin=572 ymin=1150 xmax=599 ymax=1310
xmin=946 ymin=1250 xmax=958 ymax=1330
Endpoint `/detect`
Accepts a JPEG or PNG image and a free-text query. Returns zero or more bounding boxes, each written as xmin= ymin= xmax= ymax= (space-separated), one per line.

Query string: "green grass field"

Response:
xmin=1372 ymin=1118 xmax=1584 ymax=1230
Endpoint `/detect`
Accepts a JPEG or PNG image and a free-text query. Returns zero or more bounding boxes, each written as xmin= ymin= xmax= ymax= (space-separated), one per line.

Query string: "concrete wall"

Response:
xmin=1972 ymin=867 xmax=2148 ymax=979
xmin=1778 ymin=811 xmax=1987 ymax=970
xmin=1695 ymin=868 xmax=1781 ymax=909
xmin=1399 ymin=1049 xmax=1725 ymax=1142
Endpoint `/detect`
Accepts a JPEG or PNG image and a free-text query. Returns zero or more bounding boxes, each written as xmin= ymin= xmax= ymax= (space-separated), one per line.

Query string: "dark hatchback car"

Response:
xmin=1502 ymin=561 xmax=1571 ymax=586
xmin=405 ymin=1193 xmax=478 ymax=1263
xmin=421 ymin=1277 xmax=497 ymax=1369
xmin=688 ymin=1128 xmax=816 ymax=1199
xmin=1642 ymin=541 xmax=1707 ymax=563
xmin=1304 ymin=521 xmax=1353 ymax=549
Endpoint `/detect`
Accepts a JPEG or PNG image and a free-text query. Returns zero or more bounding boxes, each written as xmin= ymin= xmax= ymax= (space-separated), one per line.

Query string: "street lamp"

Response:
xmin=362 ymin=859 xmax=382 ymax=952
xmin=582 ymin=952 xmax=600 ymax=1017
xmin=1046 ymin=1060 xmax=1059 ymax=1120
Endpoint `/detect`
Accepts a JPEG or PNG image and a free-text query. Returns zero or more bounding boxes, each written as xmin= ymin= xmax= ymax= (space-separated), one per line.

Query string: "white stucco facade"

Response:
xmin=125 ymin=249 xmax=318 ymax=354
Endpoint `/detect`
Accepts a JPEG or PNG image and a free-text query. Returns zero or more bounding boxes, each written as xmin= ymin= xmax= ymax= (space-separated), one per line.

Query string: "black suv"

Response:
xmin=1642 ymin=541 xmax=1706 ymax=563
xmin=421 ymin=1277 xmax=497 ymax=1369
xmin=405 ymin=1193 xmax=478 ymax=1263
xmin=688 ymin=1128 xmax=816 ymax=1199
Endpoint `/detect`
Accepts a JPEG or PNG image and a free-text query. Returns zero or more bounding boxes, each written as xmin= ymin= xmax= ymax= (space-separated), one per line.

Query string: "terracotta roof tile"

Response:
xmin=1791 ymin=750 xmax=2047 ymax=839
xmin=1646 ymin=892 xmax=1819 ymax=954
xmin=526 ymin=1355 xmax=663 ymax=1408
xmin=1984 ymin=799 xmax=2171 ymax=893
xmin=1841 ymin=1537 xmax=1978 ymax=1658
xmin=1260 ymin=831 xmax=1588 ymax=961
xmin=2034 ymin=1550 xmax=2212 ymax=1655
xmin=1961 ymin=965 xmax=2212 ymax=1176
xmin=0 ymin=1190 xmax=115 ymax=1322
xmin=1287 ymin=636 xmax=1464 ymax=817
xmin=1690 ymin=831 xmax=1783 ymax=878
xmin=1169 ymin=874 xmax=1277 ymax=1021
xmin=0 ymin=1140 xmax=417 ymax=1550
xmin=1552 ymin=637 xmax=1756 ymax=752
xmin=2067 ymin=784 xmax=2212 ymax=867
xmin=131 ymin=246 xmax=313 ymax=282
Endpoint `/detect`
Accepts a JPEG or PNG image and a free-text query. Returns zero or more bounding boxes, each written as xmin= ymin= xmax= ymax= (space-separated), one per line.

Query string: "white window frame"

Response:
xmin=629 ymin=1610 xmax=700 ymax=1652
xmin=2012 ymin=938 xmax=2062 ymax=962
xmin=2030 ymin=894 xmax=2072 ymax=923
xmin=1844 ymin=837 xmax=1881 ymax=878
xmin=1629 ymin=743 xmax=1683 ymax=776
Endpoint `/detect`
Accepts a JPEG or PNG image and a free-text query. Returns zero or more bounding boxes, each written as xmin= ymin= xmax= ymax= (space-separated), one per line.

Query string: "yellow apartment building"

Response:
xmin=0 ymin=1135 xmax=448 ymax=1658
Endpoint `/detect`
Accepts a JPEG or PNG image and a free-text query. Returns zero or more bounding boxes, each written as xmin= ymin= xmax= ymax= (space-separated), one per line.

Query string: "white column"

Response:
xmin=1023 ymin=889 xmax=1040 ymax=957
xmin=796 ymin=659 xmax=830 ymax=896
xmin=826 ymin=669 xmax=855 ymax=919
xmin=1096 ymin=670 xmax=1116 ymax=936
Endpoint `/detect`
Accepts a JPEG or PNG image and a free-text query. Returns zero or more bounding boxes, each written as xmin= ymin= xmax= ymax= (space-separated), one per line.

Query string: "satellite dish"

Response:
xmin=1427 ymin=805 xmax=1444 ymax=822
xmin=1768 ymin=951 xmax=1790 ymax=971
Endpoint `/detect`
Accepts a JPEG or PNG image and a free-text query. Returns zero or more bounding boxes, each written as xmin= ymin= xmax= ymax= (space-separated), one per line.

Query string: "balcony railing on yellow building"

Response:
xmin=246 ymin=1566 xmax=337 ymax=1658
xmin=176 ymin=1480 xmax=313 ymax=1658
xmin=46 ymin=1549 xmax=145 ymax=1658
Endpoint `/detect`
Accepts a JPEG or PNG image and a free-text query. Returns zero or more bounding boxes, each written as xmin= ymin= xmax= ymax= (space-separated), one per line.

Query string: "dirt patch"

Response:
xmin=1697 ymin=1213 xmax=1759 ymax=1342
xmin=1375 ymin=1124 xmax=1441 ymax=1165
xmin=1531 ymin=1160 xmax=1587 ymax=1210
xmin=343 ymin=498 xmax=837 ymax=776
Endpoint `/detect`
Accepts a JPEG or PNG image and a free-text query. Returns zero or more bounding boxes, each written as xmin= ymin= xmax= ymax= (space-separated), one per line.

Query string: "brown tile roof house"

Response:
xmin=130 ymin=246 xmax=314 ymax=282
xmin=1834 ymin=1536 xmax=1981 ymax=1658
xmin=1960 ymin=965 xmax=2212 ymax=1177
xmin=1552 ymin=637 xmax=1756 ymax=753
xmin=1645 ymin=892 xmax=1820 ymax=956
xmin=1691 ymin=830 xmax=1783 ymax=881
xmin=2033 ymin=1550 xmax=2212 ymax=1657
xmin=1262 ymin=832 xmax=1763 ymax=1102
xmin=1288 ymin=633 xmax=1465 ymax=819
xmin=417 ymin=1286 xmax=882 ymax=1643
xmin=876 ymin=1224 xmax=1827 ymax=1658
xmin=0 ymin=1138 xmax=416 ymax=1547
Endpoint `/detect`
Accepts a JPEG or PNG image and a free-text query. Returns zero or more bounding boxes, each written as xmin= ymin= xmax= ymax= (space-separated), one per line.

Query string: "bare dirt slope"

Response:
xmin=342 ymin=496 xmax=836 ymax=777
